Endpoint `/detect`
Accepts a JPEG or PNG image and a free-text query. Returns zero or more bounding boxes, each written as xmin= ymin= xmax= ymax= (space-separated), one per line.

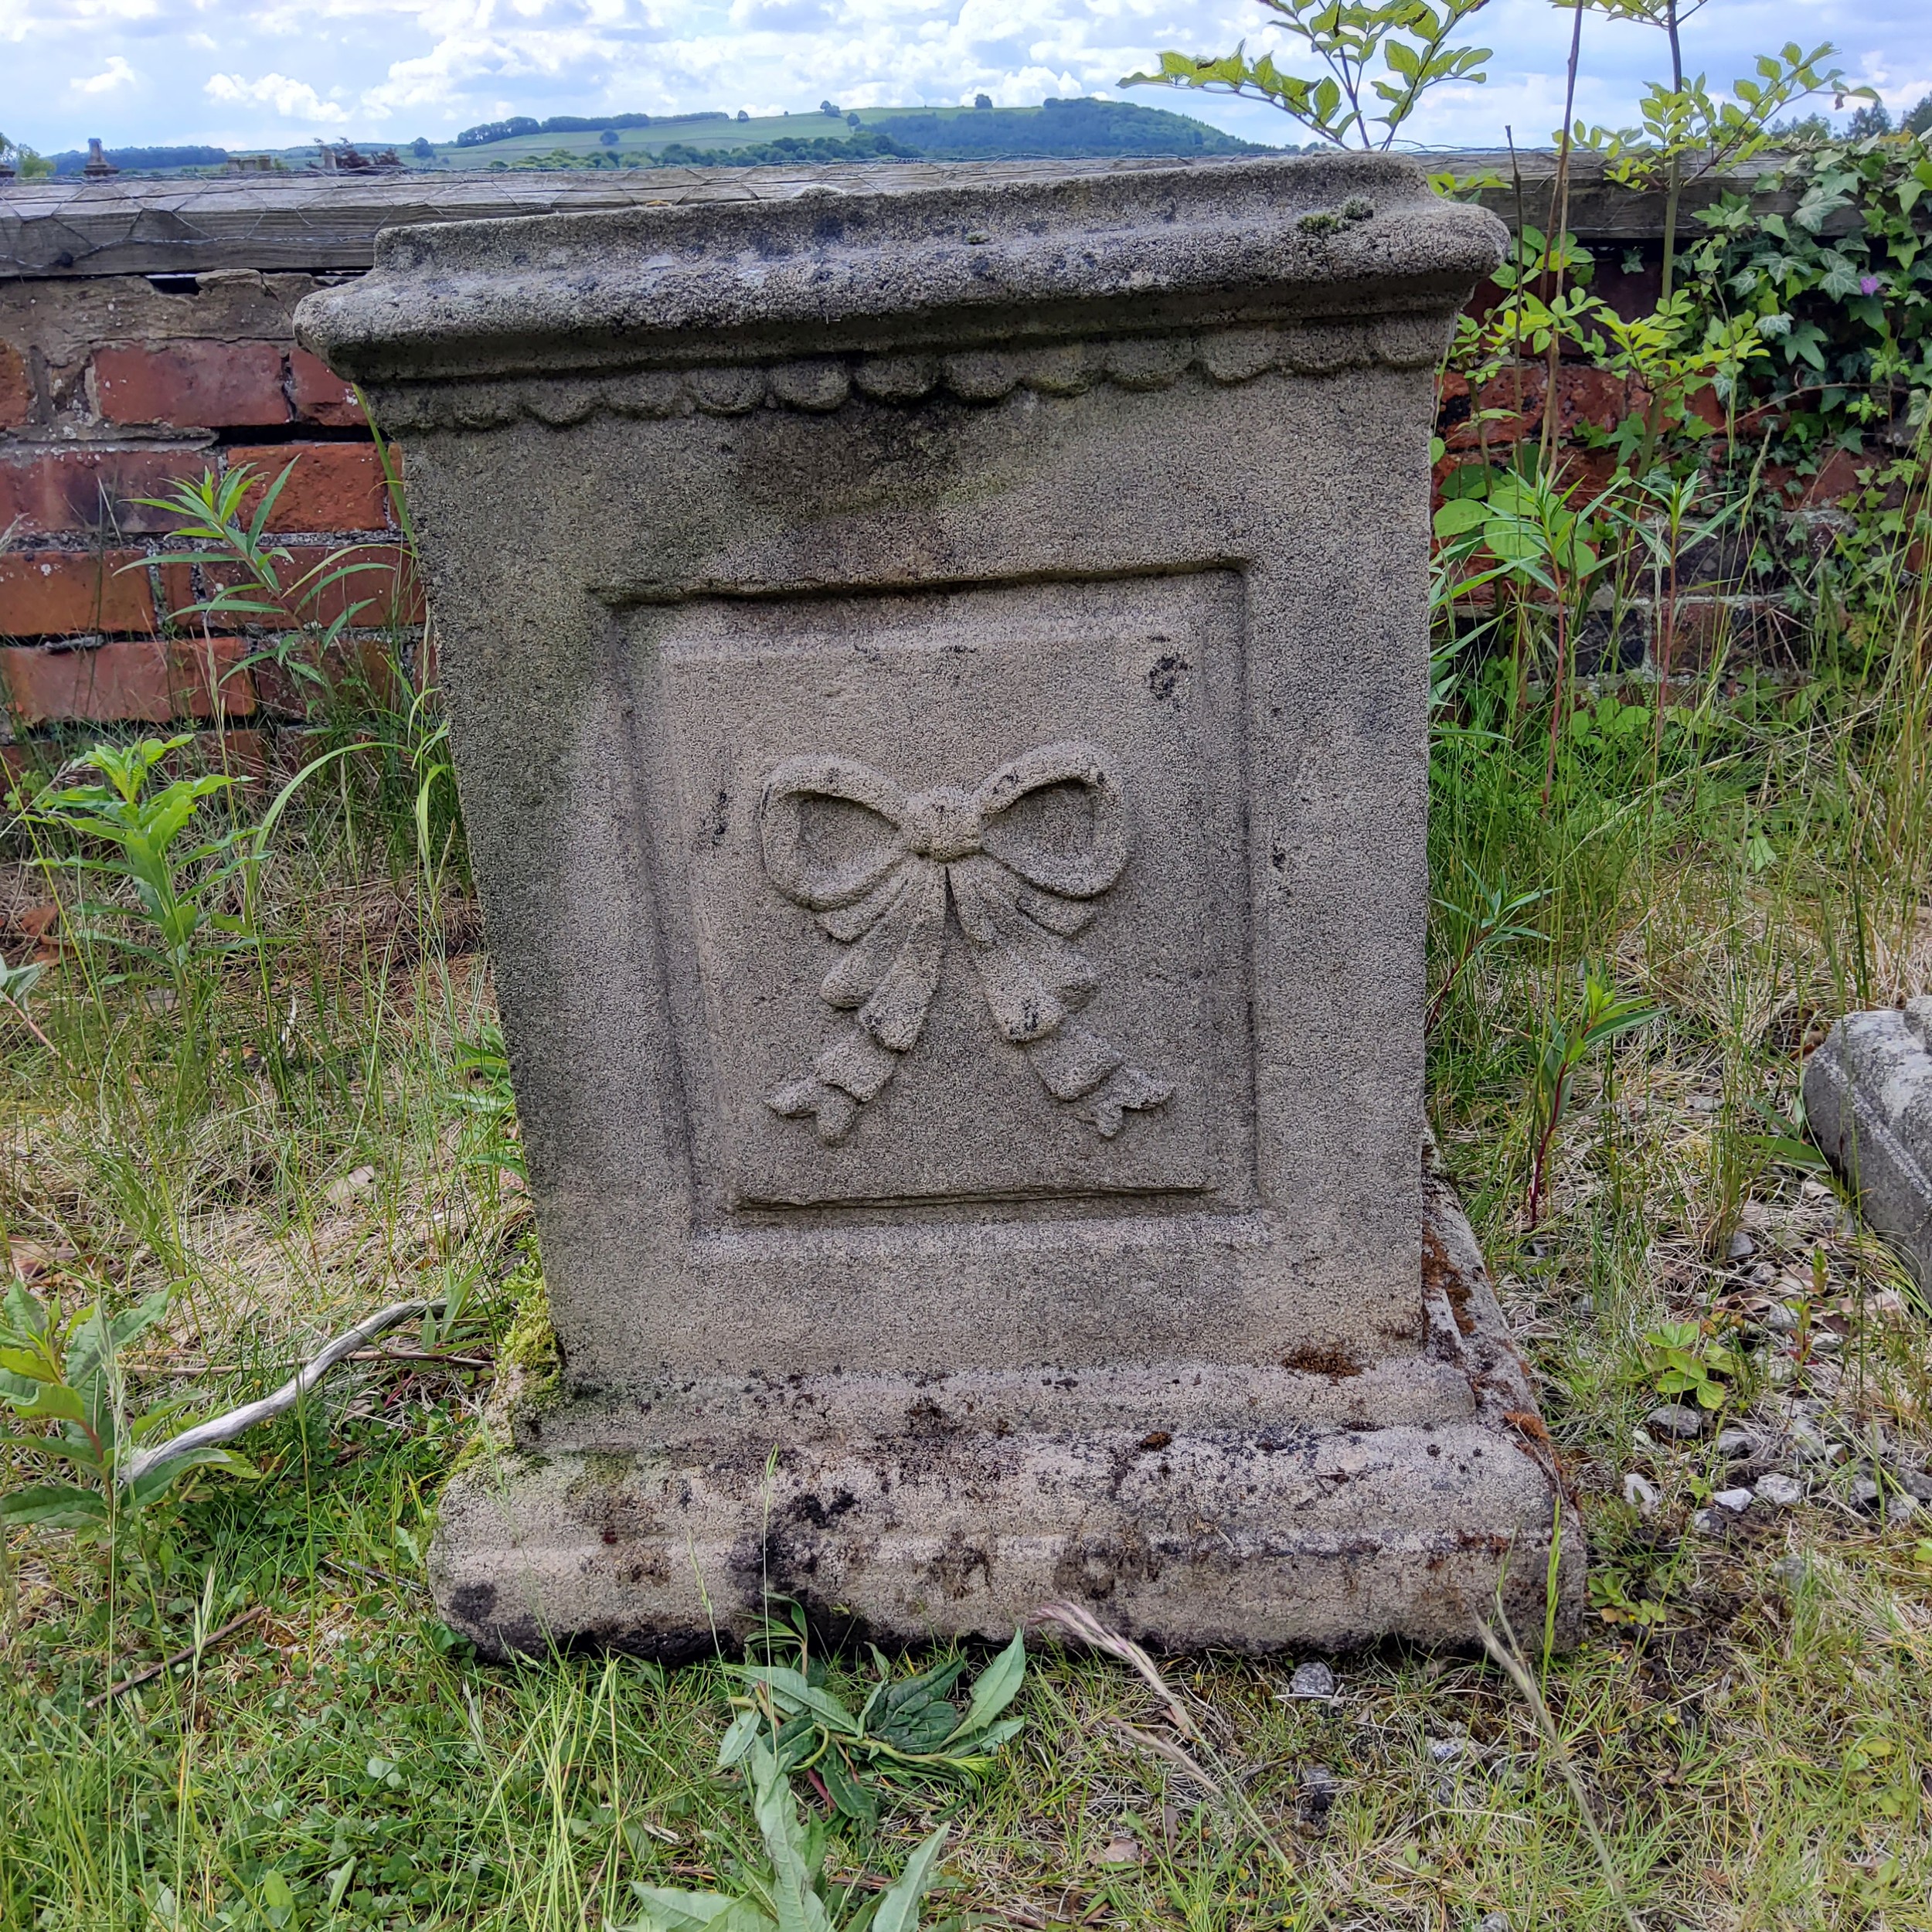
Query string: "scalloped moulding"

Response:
xmin=295 ymin=152 xmax=1582 ymax=1655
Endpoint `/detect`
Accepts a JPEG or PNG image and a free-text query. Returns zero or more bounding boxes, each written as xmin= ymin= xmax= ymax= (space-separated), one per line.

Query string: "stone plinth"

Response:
xmin=1805 ymin=999 xmax=1932 ymax=1287
xmin=295 ymin=155 xmax=1580 ymax=1658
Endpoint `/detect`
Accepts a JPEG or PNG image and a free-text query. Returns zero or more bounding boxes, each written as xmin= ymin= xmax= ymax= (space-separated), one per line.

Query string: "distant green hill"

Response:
xmin=579 ymin=100 xmax=1259 ymax=173
xmin=652 ymin=130 xmax=919 ymax=169
xmin=455 ymin=111 xmax=728 ymax=148
xmin=36 ymin=100 xmax=1267 ymax=179
xmin=49 ymin=144 xmax=229 ymax=176
xmin=873 ymin=97 xmax=1257 ymax=159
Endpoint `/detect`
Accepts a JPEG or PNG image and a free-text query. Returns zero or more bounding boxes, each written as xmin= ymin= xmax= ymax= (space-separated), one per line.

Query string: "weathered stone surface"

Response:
xmin=1804 ymin=998 xmax=1932 ymax=1286
xmin=434 ymin=1177 xmax=1578 ymax=1659
xmin=295 ymin=155 xmax=1576 ymax=1655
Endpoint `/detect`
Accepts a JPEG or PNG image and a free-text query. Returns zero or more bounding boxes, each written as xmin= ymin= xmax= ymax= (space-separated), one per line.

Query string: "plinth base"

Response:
xmin=434 ymin=1179 xmax=1581 ymax=1658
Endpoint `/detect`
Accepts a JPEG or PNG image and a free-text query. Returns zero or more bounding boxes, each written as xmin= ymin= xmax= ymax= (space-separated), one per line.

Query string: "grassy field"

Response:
xmin=225 ymin=100 xmax=1253 ymax=175
xmin=3 ymin=534 xmax=1932 ymax=1928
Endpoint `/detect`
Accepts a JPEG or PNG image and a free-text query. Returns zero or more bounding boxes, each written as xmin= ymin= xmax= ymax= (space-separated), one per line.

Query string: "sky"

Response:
xmin=2 ymin=0 xmax=1927 ymax=159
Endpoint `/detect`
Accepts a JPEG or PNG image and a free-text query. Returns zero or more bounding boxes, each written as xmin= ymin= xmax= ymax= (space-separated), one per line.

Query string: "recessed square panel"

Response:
xmin=632 ymin=574 xmax=1249 ymax=1209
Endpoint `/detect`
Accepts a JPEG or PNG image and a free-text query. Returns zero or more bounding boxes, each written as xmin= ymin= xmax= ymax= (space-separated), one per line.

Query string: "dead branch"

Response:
xmin=86 ymin=1605 xmax=265 ymax=1709
xmin=119 ymin=1298 xmax=446 ymax=1487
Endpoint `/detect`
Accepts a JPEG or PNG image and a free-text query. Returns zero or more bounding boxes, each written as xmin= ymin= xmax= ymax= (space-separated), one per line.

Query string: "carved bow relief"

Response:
xmin=757 ymin=742 xmax=1175 ymax=1147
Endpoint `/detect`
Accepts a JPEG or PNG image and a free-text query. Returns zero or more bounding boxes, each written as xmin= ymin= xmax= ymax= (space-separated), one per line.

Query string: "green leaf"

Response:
xmin=947 ymin=1628 xmax=1026 ymax=1742
xmin=868 ymin=1825 xmax=951 ymax=1932
xmin=736 ymin=1665 xmax=860 ymax=1736
xmin=817 ymin=1747 xmax=879 ymax=1827
xmin=128 ymin=1445 xmax=260 ymax=1510
xmin=1433 ymin=496 xmax=1488 ymax=538
xmin=66 ymin=1288 xmax=170 ymax=1393
xmin=1747 ymin=1133 xmax=1831 ymax=1174
xmin=260 ymin=1869 xmax=295 ymax=1927
xmin=961 ymin=1715 xmax=1026 ymax=1754
xmin=0 ymin=1435 xmax=104 ymax=1476
xmin=0 ymin=1482 xmax=109 ymax=1527
xmin=0 ymin=1348 xmax=58 ymax=1387
xmin=1481 ymin=519 xmax=1544 ymax=566
xmin=717 ymin=1707 xmax=761 ymax=1770
xmin=868 ymin=1658 xmax=968 ymax=1753
xmin=14 ymin=1382 xmax=86 ymax=1424
xmin=621 ymin=1886 xmax=776 ymax=1932
xmin=748 ymin=1746 xmax=832 ymax=1932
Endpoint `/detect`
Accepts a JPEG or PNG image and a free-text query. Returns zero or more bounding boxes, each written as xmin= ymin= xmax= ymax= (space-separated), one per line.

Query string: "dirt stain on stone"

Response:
xmin=1421 ymin=1224 xmax=1476 ymax=1335
xmin=1282 ymin=1343 xmax=1364 ymax=1379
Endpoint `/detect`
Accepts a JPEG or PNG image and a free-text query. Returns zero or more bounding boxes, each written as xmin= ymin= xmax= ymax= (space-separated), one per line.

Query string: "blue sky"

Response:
xmin=2 ymin=0 xmax=1926 ymax=158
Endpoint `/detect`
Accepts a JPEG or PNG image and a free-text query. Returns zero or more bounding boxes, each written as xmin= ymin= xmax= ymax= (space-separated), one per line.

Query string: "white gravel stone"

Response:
xmin=1648 ymin=1403 xmax=1705 ymax=1440
xmin=1622 ymin=1471 xmax=1660 ymax=1512
xmin=1787 ymin=1417 xmax=1841 ymax=1464
xmin=1713 ymin=1487 xmax=1754 ymax=1512
xmin=1754 ymin=1472 xmax=1804 ymax=1507
xmin=1287 ymin=1661 xmax=1337 ymax=1699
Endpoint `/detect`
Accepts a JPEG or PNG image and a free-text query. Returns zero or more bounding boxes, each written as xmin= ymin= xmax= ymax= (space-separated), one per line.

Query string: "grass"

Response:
xmin=4 ymin=552 xmax=1932 ymax=1928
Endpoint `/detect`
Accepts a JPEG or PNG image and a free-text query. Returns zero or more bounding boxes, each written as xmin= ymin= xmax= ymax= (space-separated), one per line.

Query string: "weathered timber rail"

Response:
xmin=0 ymin=149 xmax=1848 ymax=281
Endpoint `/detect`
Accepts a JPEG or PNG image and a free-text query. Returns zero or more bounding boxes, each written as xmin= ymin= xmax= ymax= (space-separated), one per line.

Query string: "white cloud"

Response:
xmin=204 ymin=70 xmax=352 ymax=121
xmin=72 ymin=52 xmax=136 ymax=90
xmin=730 ymin=0 xmax=842 ymax=29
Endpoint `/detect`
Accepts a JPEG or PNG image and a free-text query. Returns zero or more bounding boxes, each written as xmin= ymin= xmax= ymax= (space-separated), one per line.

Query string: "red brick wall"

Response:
xmin=3 ymin=264 xmax=1878 ymax=767
xmin=0 ymin=270 xmax=421 ymax=770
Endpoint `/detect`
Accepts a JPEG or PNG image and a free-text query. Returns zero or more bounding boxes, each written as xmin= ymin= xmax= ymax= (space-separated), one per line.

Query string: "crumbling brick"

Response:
xmin=233 ymin=442 xmax=392 ymax=532
xmin=0 ymin=446 xmax=213 ymax=536
xmin=0 ymin=636 xmax=253 ymax=723
xmin=0 ymin=341 xmax=32 ymax=430
xmin=290 ymin=346 xmax=366 ymax=427
xmin=0 ymin=549 xmax=157 ymax=636
xmin=92 ymin=341 xmax=290 ymax=429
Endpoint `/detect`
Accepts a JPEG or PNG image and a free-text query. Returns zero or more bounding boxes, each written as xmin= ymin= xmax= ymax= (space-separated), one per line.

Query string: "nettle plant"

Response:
xmin=10 ymin=736 xmax=256 ymax=1019
xmin=0 ymin=1282 xmax=257 ymax=1533
xmin=138 ymin=454 xmax=402 ymax=712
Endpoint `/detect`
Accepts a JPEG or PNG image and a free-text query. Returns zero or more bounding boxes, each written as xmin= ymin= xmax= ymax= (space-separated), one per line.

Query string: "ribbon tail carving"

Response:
xmin=947 ymin=855 xmax=1172 ymax=1139
xmin=760 ymin=742 xmax=1172 ymax=1146
xmin=767 ymin=858 xmax=947 ymax=1145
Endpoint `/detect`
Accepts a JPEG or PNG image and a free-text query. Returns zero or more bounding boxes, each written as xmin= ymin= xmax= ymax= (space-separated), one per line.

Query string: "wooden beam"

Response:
xmin=0 ymin=151 xmax=1848 ymax=281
